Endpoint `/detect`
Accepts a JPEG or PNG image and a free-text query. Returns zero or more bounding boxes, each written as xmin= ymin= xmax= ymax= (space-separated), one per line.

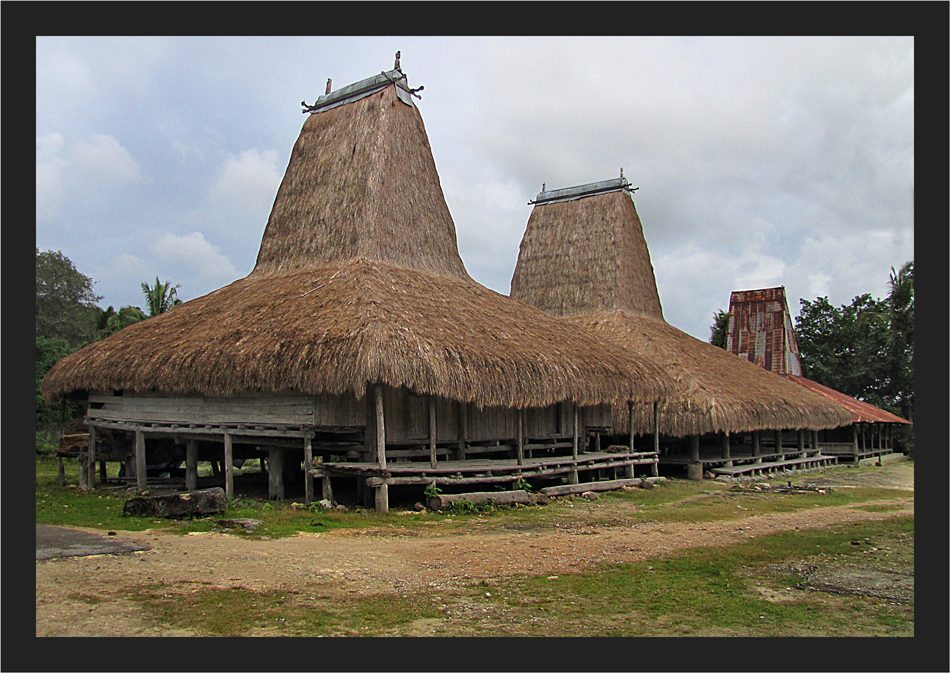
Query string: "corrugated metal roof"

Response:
xmin=530 ymin=176 xmax=637 ymax=206
xmin=726 ymin=285 xmax=801 ymax=376
xmin=784 ymin=376 xmax=911 ymax=425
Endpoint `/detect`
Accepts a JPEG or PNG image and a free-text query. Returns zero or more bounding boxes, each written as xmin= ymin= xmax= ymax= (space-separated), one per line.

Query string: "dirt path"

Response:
xmin=35 ymin=460 xmax=913 ymax=636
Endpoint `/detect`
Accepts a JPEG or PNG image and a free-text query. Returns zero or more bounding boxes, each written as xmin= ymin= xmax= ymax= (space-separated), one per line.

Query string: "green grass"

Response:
xmin=106 ymin=516 xmax=913 ymax=637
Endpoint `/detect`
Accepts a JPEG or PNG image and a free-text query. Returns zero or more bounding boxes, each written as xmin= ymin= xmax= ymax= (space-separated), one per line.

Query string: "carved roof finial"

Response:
xmin=325 ymin=78 xmax=332 ymax=95
xmin=394 ymin=50 xmax=402 ymax=71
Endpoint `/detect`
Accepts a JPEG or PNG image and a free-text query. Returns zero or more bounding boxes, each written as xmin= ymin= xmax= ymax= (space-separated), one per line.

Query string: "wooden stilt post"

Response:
xmin=720 ymin=431 xmax=732 ymax=466
xmin=652 ymin=401 xmax=660 ymax=477
xmin=135 ymin=430 xmax=147 ymax=492
xmin=752 ymin=430 xmax=761 ymax=463
xmin=457 ymin=401 xmax=468 ymax=460
xmin=303 ymin=436 xmax=314 ymax=504
xmin=628 ymin=401 xmax=635 ymax=452
xmin=687 ymin=435 xmax=702 ymax=481
xmin=322 ymin=471 xmax=334 ymax=502
xmin=85 ymin=425 xmax=97 ymax=490
xmin=224 ymin=432 xmax=234 ymax=499
xmin=516 ymin=408 xmax=525 ymax=466
xmin=812 ymin=430 xmax=819 ymax=453
xmin=797 ymin=429 xmax=805 ymax=458
xmin=57 ymin=455 xmax=67 ymax=487
xmin=185 ymin=439 xmax=198 ymax=491
xmin=268 ymin=447 xmax=284 ymax=500
xmin=774 ymin=429 xmax=783 ymax=455
xmin=374 ymin=383 xmax=388 ymax=513
xmin=429 ymin=395 xmax=438 ymax=469
xmin=570 ymin=404 xmax=579 ymax=484
xmin=852 ymin=424 xmax=860 ymax=464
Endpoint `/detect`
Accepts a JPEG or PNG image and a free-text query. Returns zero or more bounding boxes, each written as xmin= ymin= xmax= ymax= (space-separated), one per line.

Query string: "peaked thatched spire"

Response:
xmin=511 ymin=183 xmax=663 ymax=319
xmin=42 ymin=72 xmax=676 ymax=410
xmin=254 ymin=80 xmax=469 ymax=279
xmin=511 ymin=178 xmax=851 ymax=435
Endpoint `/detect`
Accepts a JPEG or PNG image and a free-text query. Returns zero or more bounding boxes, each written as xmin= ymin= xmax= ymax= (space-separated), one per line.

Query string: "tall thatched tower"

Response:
xmin=42 ymin=60 xmax=674 ymax=507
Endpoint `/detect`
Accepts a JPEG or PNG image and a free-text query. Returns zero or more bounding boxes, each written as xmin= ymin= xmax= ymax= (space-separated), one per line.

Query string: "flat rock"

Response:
xmin=123 ymin=487 xmax=226 ymax=518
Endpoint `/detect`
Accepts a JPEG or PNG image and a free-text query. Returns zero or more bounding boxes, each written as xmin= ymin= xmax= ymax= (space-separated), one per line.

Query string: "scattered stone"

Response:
xmin=317 ymin=499 xmax=334 ymax=510
xmin=215 ymin=518 xmax=264 ymax=531
xmin=581 ymin=491 xmax=598 ymax=501
xmin=413 ymin=502 xmax=426 ymax=511
xmin=640 ymin=480 xmax=655 ymax=490
xmin=123 ymin=487 xmax=226 ymax=518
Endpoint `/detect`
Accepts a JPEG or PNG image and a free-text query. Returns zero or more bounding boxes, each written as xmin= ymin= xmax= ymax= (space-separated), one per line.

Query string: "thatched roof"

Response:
xmin=564 ymin=311 xmax=852 ymax=435
xmin=511 ymin=186 xmax=663 ymax=320
xmin=42 ymin=74 xmax=674 ymax=409
xmin=510 ymin=184 xmax=851 ymax=435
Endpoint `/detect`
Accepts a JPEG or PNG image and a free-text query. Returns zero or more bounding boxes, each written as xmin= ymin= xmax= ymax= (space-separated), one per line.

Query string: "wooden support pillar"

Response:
xmin=322 ymin=471 xmax=334 ymax=502
xmin=375 ymin=383 xmax=387 ymax=470
xmin=85 ymin=425 xmax=97 ymax=490
xmin=570 ymin=403 xmax=579 ymax=484
xmin=428 ymin=396 xmax=438 ymax=469
xmin=268 ymin=447 xmax=285 ymax=500
xmin=852 ymin=424 xmax=860 ymax=464
xmin=135 ymin=430 xmax=147 ymax=492
xmin=99 ymin=460 xmax=107 ymax=481
xmin=303 ymin=436 xmax=314 ymax=504
xmin=57 ymin=456 xmax=67 ymax=487
xmin=224 ymin=432 xmax=234 ymax=498
xmin=774 ymin=429 xmax=783 ymax=454
xmin=628 ymin=401 xmax=635 ymax=452
xmin=457 ymin=401 xmax=468 ymax=460
xmin=185 ymin=439 xmax=198 ymax=491
xmin=652 ymin=401 xmax=660 ymax=476
xmin=812 ymin=430 xmax=819 ymax=453
xmin=516 ymin=409 xmax=525 ymax=466
xmin=687 ymin=435 xmax=703 ymax=481
xmin=375 ymin=482 xmax=389 ymax=514
xmin=720 ymin=431 xmax=732 ymax=466
xmin=797 ymin=429 xmax=805 ymax=457
xmin=752 ymin=430 xmax=761 ymax=463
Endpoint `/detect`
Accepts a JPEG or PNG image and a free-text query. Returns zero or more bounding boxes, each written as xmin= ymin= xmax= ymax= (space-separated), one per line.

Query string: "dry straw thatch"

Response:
xmin=510 ymin=189 xmax=852 ymax=435
xmin=42 ymin=82 xmax=674 ymax=410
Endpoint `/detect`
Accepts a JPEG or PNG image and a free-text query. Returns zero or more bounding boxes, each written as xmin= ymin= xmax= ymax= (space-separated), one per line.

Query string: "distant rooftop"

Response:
xmin=529 ymin=174 xmax=638 ymax=206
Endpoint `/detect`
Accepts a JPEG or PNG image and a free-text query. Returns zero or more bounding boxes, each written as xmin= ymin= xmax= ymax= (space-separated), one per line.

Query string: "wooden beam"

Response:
xmin=457 ymin=401 xmax=468 ymax=460
xmin=628 ymin=401 xmax=635 ymax=452
xmin=375 ymin=482 xmax=389 ymax=514
xmin=303 ymin=436 xmax=314 ymax=504
xmin=516 ymin=408 xmax=525 ymax=466
xmin=428 ymin=395 xmax=437 ymax=469
xmin=375 ymin=383 xmax=387 ymax=469
xmin=85 ymin=425 xmax=97 ymax=490
xmin=268 ymin=447 xmax=284 ymax=500
xmin=185 ymin=439 xmax=198 ymax=491
xmin=135 ymin=430 xmax=147 ymax=492
xmin=224 ymin=432 xmax=234 ymax=498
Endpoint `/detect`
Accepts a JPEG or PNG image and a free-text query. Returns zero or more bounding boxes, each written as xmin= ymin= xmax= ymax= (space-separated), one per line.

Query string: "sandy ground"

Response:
xmin=35 ymin=459 xmax=914 ymax=637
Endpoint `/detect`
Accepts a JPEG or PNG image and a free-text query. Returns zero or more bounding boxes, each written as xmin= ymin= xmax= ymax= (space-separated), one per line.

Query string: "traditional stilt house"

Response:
xmin=726 ymin=286 xmax=912 ymax=463
xmin=509 ymin=175 xmax=852 ymax=480
xmin=41 ymin=60 xmax=674 ymax=511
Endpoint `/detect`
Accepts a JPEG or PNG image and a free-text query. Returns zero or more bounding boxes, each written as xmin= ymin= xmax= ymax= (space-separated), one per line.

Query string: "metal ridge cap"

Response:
xmin=307 ymin=69 xmax=413 ymax=113
xmin=529 ymin=176 xmax=638 ymax=206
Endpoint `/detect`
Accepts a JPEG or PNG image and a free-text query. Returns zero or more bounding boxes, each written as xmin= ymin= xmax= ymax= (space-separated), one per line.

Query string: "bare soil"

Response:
xmin=35 ymin=460 xmax=914 ymax=637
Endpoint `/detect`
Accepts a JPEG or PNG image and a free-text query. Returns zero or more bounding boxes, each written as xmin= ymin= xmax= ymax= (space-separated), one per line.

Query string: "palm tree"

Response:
xmin=141 ymin=276 xmax=183 ymax=317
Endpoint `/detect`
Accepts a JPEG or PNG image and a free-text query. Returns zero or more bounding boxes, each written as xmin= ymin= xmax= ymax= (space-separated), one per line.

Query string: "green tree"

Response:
xmin=36 ymin=248 xmax=103 ymax=348
xmin=96 ymin=304 xmax=147 ymax=338
xmin=141 ymin=276 xmax=183 ymax=317
xmin=708 ymin=309 xmax=730 ymax=349
xmin=795 ymin=293 xmax=891 ymax=408
xmin=35 ymin=336 xmax=84 ymax=437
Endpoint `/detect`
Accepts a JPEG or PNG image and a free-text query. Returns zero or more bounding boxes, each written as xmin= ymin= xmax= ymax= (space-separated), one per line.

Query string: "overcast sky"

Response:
xmin=36 ymin=36 xmax=914 ymax=341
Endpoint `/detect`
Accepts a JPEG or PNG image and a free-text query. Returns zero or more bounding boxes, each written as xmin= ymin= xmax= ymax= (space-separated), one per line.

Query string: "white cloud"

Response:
xmin=207 ymin=148 xmax=282 ymax=216
xmin=149 ymin=232 xmax=238 ymax=282
xmin=35 ymin=132 xmax=143 ymax=221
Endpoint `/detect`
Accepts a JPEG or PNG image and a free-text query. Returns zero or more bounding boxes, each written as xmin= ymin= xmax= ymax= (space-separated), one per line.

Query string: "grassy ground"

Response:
xmin=37 ymin=454 xmax=914 ymax=638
